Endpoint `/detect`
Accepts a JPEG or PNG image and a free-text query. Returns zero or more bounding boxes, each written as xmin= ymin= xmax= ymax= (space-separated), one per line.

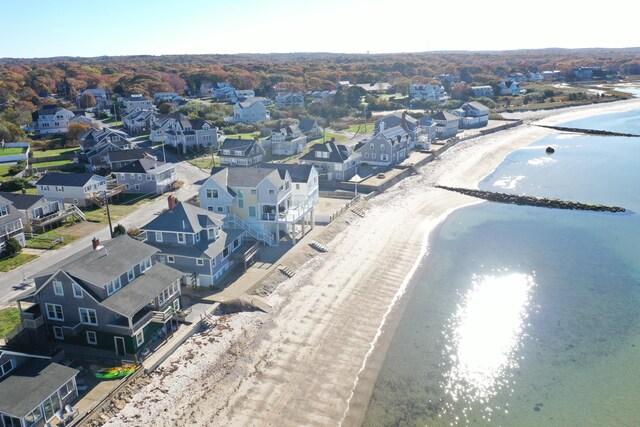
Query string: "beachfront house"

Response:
xmin=123 ymin=109 xmax=157 ymax=134
xmin=270 ymin=125 xmax=307 ymax=156
xmin=260 ymin=164 xmax=319 ymax=207
xmin=456 ymin=101 xmax=490 ymax=128
xmin=112 ymin=158 xmax=177 ymax=194
xmin=299 ymin=140 xmax=361 ymax=182
xmin=107 ymin=148 xmax=158 ymax=171
xmin=31 ymin=106 xmax=75 ymax=136
xmin=0 ymin=349 xmax=79 ymax=427
xmin=227 ymin=99 xmax=269 ymax=122
xmin=471 ymin=86 xmax=494 ymax=98
xmin=140 ymin=197 xmax=246 ymax=287
xmin=498 ymin=81 xmax=524 ymax=96
xmin=35 ymin=173 xmax=107 ymax=207
xmin=0 ymin=192 xmax=67 ymax=233
xmin=0 ymin=194 xmax=26 ymax=251
xmin=218 ymin=138 xmax=266 ymax=167
xmin=356 ymin=126 xmax=411 ymax=167
xmin=16 ymin=235 xmax=184 ymax=357
xmin=199 ymin=166 xmax=316 ymax=245
xmin=431 ymin=111 xmax=460 ymax=139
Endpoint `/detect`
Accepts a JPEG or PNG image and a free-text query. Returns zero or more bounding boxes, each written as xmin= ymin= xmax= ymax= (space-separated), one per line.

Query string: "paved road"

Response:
xmin=0 ymin=162 xmax=208 ymax=308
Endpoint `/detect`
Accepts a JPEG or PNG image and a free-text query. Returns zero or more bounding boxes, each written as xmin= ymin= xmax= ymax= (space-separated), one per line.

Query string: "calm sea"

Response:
xmin=362 ymin=108 xmax=640 ymax=426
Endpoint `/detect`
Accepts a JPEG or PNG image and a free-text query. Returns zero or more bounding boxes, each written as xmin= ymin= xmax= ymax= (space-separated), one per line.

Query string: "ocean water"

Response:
xmin=362 ymin=109 xmax=640 ymax=426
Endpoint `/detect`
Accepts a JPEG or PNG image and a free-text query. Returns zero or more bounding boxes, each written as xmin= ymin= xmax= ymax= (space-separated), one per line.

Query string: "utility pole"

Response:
xmin=104 ymin=191 xmax=114 ymax=238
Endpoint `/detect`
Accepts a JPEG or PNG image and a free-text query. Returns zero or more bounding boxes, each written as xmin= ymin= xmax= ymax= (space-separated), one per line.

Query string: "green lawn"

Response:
xmin=322 ymin=131 xmax=349 ymax=143
xmin=82 ymin=194 xmax=156 ymax=224
xmin=32 ymin=147 xmax=80 ymax=158
xmin=345 ymin=123 xmax=373 ymax=134
xmin=188 ymin=155 xmax=220 ymax=171
xmin=224 ymin=132 xmax=261 ymax=140
xmin=0 ymin=307 xmax=21 ymax=338
xmin=25 ymin=221 xmax=78 ymax=250
xmin=0 ymin=148 xmax=25 ymax=156
xmin=0 ymin=253 xmax=38 ymax=272
xmin=32 ymin=159 xmax=73 ymax=168
xmin=0 ymin=164 xmax=16 ymax=183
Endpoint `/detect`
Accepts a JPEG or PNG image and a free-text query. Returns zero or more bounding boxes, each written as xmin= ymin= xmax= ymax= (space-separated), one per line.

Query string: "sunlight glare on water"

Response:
xmin=442 ymin=272 xmax=535 ymax=418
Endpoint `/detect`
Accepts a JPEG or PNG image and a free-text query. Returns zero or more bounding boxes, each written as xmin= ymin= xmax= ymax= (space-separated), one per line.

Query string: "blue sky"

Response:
xmin=1 ymin=0 xmax=638 ymax=58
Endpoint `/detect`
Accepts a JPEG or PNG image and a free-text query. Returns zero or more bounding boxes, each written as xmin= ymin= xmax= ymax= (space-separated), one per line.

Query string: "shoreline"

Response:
xmin=104 ymin=97 xmax=640 ymax=427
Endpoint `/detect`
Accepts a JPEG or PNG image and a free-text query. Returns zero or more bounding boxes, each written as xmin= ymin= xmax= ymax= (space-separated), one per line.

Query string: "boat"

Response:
xmin=95 ymin=365 xmax=137 ymax=380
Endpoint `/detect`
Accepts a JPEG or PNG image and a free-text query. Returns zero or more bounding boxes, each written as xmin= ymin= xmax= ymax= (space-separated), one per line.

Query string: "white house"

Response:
xmin=31 ymin=106 xmax=75 ymax=135
xmin=410 ymin=83 xmax=447 ymax=100
xmin=36 ymin=173 xmax=108 ymax=207
xmin=227 ymin=99 xmax=269 ymax=122
xmin=118 ymin=94 xmax=153 ymax=115
xmin=431 ymin=111 xmax=459 ymax=139
xmin=471 ymin=86 xmax=494 ymax=98
xmin=218 ymin=138 xmax=266 ymax=167
xmin=275 ymin=93 xmax=305 ymax=108
xmin=271 ymin=125 xmax=307 ymax=156
xmin=498 ymin=81 xmax=525 ymax=96
xmin=163 ymin=116 xmax=218 ymax=154
xmin=153 ymin=92 xmax=180 ymax=102
xmin=456 ymin=101 xmax=490 ymax=128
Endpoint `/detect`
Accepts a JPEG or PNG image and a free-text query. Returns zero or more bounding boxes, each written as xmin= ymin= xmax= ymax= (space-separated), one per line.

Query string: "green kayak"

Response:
xmin=95 ymin=365 xmax=137 ymax=379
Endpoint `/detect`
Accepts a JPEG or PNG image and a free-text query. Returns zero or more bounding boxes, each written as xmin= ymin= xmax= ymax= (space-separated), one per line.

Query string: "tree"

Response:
xmin=113 ymin=223 xmax=126 ymax=237
xmin=345 ymin=86 xmax=366 ymax=109
xmin=2 ymin=237 xmax=22 ymax=258
xmin=79 ymin=92 xmax=96 ymax=109
xmin=158 ymin=102 xmax=176 ymax=114
xmin=66 ymin=122 xmax=92 ymax=143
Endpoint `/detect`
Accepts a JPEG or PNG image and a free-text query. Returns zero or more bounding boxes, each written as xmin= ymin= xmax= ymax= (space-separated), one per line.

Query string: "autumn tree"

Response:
xmin=79 ymin=92 xmax=96 ymax=109
xmin=66 ymin=122 xmax=92 ymax=144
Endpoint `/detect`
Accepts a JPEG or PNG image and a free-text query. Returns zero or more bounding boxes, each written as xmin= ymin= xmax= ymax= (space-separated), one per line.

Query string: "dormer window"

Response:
xmin=208 ymin=228 xmax=217 ymax=240
xmin=139 ymin=257 xmax=152 ymax=272
xmin=177 ymin=233 xmax=185 ymax=244
xmin=0 ymin=205 xmax=8 ymax=217
xmin=106 ymin=277 xmax=122 ymax=295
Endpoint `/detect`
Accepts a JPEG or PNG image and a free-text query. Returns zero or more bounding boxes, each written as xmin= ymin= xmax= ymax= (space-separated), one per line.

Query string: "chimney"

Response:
xmin=402 ymin=111 xmax=408 ymax=130
xmin=168 ymin=195 xmax=177 ymax=211
xmin=379 ymin=121 xmax=385 ymax=132
xmin=92 ymin=237 xmax=100 ymax=250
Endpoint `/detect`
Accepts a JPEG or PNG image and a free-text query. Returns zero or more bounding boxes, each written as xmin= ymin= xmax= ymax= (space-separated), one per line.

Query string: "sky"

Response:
xmin=1 ymin=0 xmax=638 ymax=58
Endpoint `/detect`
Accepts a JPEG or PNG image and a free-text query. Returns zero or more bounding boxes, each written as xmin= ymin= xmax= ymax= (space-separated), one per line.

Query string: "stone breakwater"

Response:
xmin=534 ymin=125 xmax=640 ymax=137
xmin=435 ymin=185 xmax=626 ymax=213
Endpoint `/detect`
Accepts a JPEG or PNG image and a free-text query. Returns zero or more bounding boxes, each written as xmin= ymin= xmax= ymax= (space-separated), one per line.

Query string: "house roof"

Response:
xmin=462 ymin=101 xmax=490 ymax=112
xmin=300 ymin=140 xmax=352 ymax=164
xmin=237 ymin=99 xmax=264 ymax=109
xmin=298 ymin=117 xmax=319 ymax=134
xmin=431 ymin=111 xmax=459 ymax=121
xmin=108 ymin=148 xmax=156 ymax=163
xmin=35 ymin=173 xmax=103 ymax=187
xmin=0 ymin=192 xmax=46 ymax=210
xmin=31 ymin=106 xmax=70 ymax=120
xmin=211 ymin=166 xmax=283 ymax=188
xmin=32 ymin=235 xmax=158 ymax=286
xmin=260 ymin=163 xmax=315 ymax=183
xmin=219 ymin=138 xmax=259 ymax=156
xmin=0 ymin=359 xmax=77 ymax=418
xmin=101 ymin=262 xmax=183 ymax=318
xmin=112 ymin=158 xmax=174 ymax=174
xmin=147 ymin=227 xmax=244 ymax=260
xmin=141 ymin=202 xmax=224 ymax=234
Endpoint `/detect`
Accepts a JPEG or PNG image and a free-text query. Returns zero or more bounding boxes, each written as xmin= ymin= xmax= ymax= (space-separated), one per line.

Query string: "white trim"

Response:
xmin=53 ymin=280 xmax=64 ymax=296
xmin=135 ymin=330 xmax=144 ymax=346
xmin=196 ymin=258 xmax=204 ymax=266
xmin=53 ymin=326 xmax=64 ymax=340
xmin=72 ymin=282 xmax=83 ymax=298
xmin=86 ymin=331 xmax=97 ymax=345
xmin=45 ymin=303 xmax=64 ymax=321
xmin=78 ymin=307 xmax=98 ymax=326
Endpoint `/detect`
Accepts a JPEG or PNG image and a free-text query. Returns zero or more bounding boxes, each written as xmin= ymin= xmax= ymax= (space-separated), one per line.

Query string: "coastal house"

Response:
xmin=409 ymin=83 xmax=447 ymax=100
xmin=107 ymin=148 xmax=157 ymax=171
xmin=508 ymin=72 xmax=528 ymax=82
xmin=118 ymin=94 xmax=153 ymax=115
xmin=69 ymin=113 xmax=95 ymax=127
xmin=153 ymin=92 xmax=184 ymax=104
xmin=0 ymin=349 xmax=79 ymax=427
xmin=79 ymin=88 xmax=109 ymax=109
xmin=233 ymin=89 xmax=255 ymax=102
xmin=260 ymin=164 xmax=319 ymax=207
xmin=270 ymin=125 xmax=307 ymax=156
xmin=354 ymin=82 xmax=393 ymax=94
xmin=307 ymin=90 xmax=335 ymax=103
xmin=375 ymin=112 xmax=431 ymax=150
xmin=227 ymin=99 xmax=269 ymax=122
xmin=0 ymin=192 xmax=67 ymax=233
xmin=275 ymin=93 xmax=305 ymax=109
xmin=212 ymin=82 xmax=236 ymax=102
xmin=299 ymin=140 xmax=361 ymax=182
xmin=140 ymin=198 xmax=246 ymax=287
xmin=164 ymin=116 xmax=217 ymax=154
xmin=35 ymin=173 xmax=107 ymax=207
xmin=123 ymin=109 xmax=157 ymax=134
xmin=199 ymin=166 xmax=316 ymax=245
xmin=0 ymin=194 xmax=26 ymax=251
xmin=457 ymin=101 xmax=490 ymax=128
xmin=419 ymin=117 xmax=437 ymax=144
xmin=298 ymin=117 xmax=323 ymax=140
xmin=498 ymin=81 xmax=524 ymax=96
xmin=528 ymin=72 xmax=543 ymax=81
xmin=113 ymin=158 xmax=177 ymax=194
xmin=31 ymin=106 xmax=75 ymax=136
xmin=16 ymin=235 xmax=184 ymax=357
xmin=79 ymin=128 xmax=131 ymax=154
xmin=218 ymin=138 xmax=266 ymax=167
xmin=356 ymin=126 xmax=411 ymax=167
xmin=431 ymin=111 xmax=459 ymax=139
xmin=471 ymin=85 xmax=494 ymax=98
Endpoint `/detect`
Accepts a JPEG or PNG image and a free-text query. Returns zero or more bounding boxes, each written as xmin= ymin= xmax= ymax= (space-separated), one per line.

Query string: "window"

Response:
xmin=53 ymin=326 xmax=64 ymax=340
xmin=127 ymin=267 xmax=135 ymax=281
xmin=86 ymin=331 xmax=97 ymax=345
xmin=233 ymin=239 xmax=240 ymax=249
xmin=173 ymin=299 xmax=180 ymax=311
xmin=135 ymin=184 xmax=140 ymax=190
xmin=196 ymin=258 xmax=204 ymax=266
xmin=167 ymin=255 xmax=175 ymax=263
xmin=295 ymin=184 xmax=300 ymax=190
xmin=1 ymin=359 xmax=14 ymax=377
xmin=0 ymin=205 xmax=8 ymax=217
xmin=60 ymin=379 xmax=75 ymax=398
xmin=135 ymin=331 xmax=144 ymax=346
xmin=79 ymin=308 xmax=98 ymax=325
xmin=207 ymin=206 xmax=214 ymax=212
xmin=120 ymin=174 xmax=126 ymax=180
xmin=206 ymin=189 xmax=218 ymax=198
xmin=139 ymin=257 xmax=152 ymax=272
xmin=53 ymin=280 xmax=64 ymax=296
xmin=155 ymin=232 xmax=163 ymax=242
xmin=208 ymin=228 xmax=216 ymax=240
xmin=72 ymin=283 xmax=83 ymax=298
xmin=46 ymin=303 xmax=64 ymax=321
xmin=106 ymin=277 xmax=122 ymax=295
xmin=223 ymin=247 xmax=229 ymax=259
xmin=216 ymin=207 xmax=224 ymax=213
xmin=195 ymin=233 xmax=200 ymax=242
xmin=269 ymin=189 xmax=275 ymax=195
xmin=251 ymin=189 xmax=257 ymax=195
xmin=248 ymin=206 xmax=256 ymax=218
xmin=238 ymin=198 xmax=244 ymax=208
xmin=137 ymin=174 xmax=143 ymax=180
xmin=158 ymin=282 xmax=178 ymax=305
xmin=125 ymin=184 xmax=130 ymax=190
xmin=177 ymin=233 xmax=185 ymax=243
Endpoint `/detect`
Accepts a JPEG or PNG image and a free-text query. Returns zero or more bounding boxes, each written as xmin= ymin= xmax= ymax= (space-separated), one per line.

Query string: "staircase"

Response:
xmin=69 ymin=204 xmax=86 ymax=221
xmin=224 ymin=214 xmax=277 ymax=246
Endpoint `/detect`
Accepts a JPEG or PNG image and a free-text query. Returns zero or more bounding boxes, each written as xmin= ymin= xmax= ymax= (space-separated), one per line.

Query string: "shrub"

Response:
xmin=2 ymin=238 xmax=22 ymax=258
xmin=112 ymin=223 xmax=126 ymax=237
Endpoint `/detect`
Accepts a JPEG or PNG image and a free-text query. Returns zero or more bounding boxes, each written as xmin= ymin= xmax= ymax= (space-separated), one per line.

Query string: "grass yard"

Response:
xmin=345 ymin=123 xmax=373 ymax=134
xmin=31 ymin=147 xmax=80 ymax=158
xmin=322 ymin=131 xmax=350 ymax=143
xmin=25 ymin=220 xmax=79 ymax=250
xmin=188 ymin=155 xmax=219 ymax=171
xmin=0 ymin=253 xmax=38 ymax=272
xmin=224 ymin=132 xmax=261 ymax=140
xmin=0 ymin=147 xmax=25 ymax=156
xmin=31 ymin=159 xmax=74 ymax=168
xmin=0 ymin=307 xmax=21 ymax=338
xmin=0 ymin=164 xmax=16 ymax=183
xmin=82 ymin=193 xmax=157 ymax=224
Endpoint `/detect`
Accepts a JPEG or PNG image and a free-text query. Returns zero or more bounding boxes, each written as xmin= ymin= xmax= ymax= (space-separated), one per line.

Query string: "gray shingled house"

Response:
xmin=299 ymin=140 xmax=361 ymax=182
xmin=112 ymin=158 xmax=177 ymax=194
xmin=218 ymin=137 xmax=266 ymax=167
xmin=355 ymin=126 xmax=412 ymax=167
xmin=0 ymin=349 xmax=79 ymax=427
xmin=140 ymin=198 xmax=246 ymax=287
xmin=0 ymin=194 xmax=26 ymax=251
xmin=0 ymin=192 xmax=66 ymax=233
xmin=16 ymin=236 xmax=183 ymax=357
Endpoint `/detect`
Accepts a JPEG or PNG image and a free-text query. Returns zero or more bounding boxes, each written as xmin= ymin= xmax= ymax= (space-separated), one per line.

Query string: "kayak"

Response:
xmin=95 ymin=365 xmax=137 ymax=379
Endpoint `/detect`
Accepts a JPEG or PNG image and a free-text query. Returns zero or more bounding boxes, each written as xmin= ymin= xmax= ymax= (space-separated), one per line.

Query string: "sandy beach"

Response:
xmin=103 ymin=98 xmax=640 ymax=427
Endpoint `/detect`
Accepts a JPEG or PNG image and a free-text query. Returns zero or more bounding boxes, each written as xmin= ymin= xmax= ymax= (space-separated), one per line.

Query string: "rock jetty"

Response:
xmin=436 ymin=185 xmax=626 ymax=213
xmin=534 ymin=124 xmax=640 ymax=137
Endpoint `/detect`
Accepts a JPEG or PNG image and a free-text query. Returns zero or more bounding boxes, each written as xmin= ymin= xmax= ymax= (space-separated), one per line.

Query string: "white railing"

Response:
xmin=224 ymin=214 xmax=276 ymax=246
xmin=152 ymin=306 xmax=174 ymax=323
